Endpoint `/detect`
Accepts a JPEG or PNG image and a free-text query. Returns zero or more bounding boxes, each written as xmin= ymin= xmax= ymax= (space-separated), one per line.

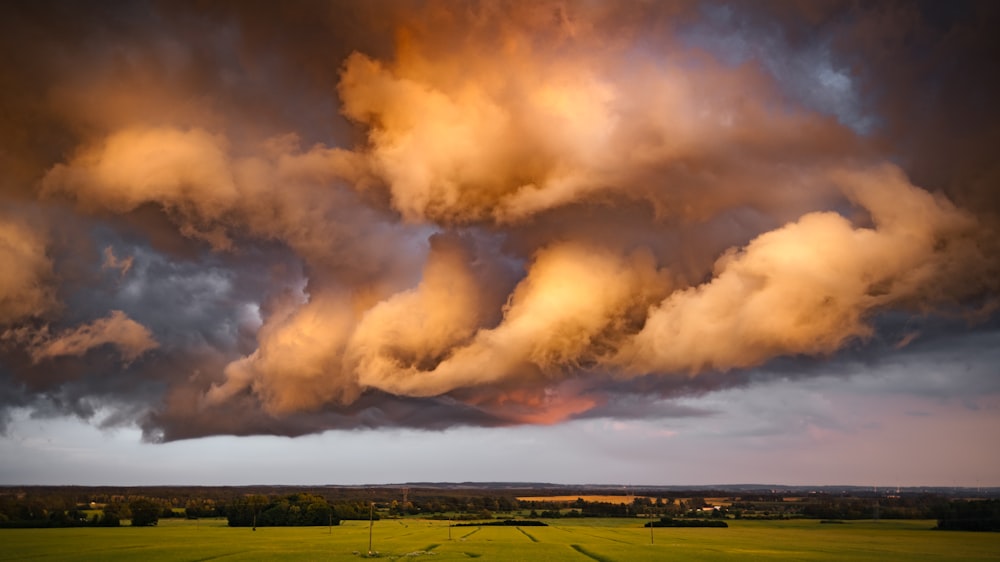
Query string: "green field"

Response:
xmin=2 ymin=518 xmax=998 ymax=561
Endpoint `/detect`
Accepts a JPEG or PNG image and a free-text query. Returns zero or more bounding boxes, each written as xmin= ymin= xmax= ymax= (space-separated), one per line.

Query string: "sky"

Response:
xmin=1 ymin=0 xmax=999 ymax=487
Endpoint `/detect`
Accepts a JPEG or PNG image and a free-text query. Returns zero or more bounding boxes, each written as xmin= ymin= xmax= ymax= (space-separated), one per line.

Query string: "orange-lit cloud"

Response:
xmin=619 ymin=164 xmax=993 ymax=374
xmin=29 ymin=310 xmax=158 ymax=363
xmin=0 ymin=217 xmax=55 ymax=325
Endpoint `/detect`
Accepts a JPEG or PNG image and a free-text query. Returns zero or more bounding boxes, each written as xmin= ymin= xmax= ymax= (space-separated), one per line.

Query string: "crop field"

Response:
xmin=2 ymin=517 xmax=999 ymax=561
xmin=516 ymin=495 xmax=649 ymax=504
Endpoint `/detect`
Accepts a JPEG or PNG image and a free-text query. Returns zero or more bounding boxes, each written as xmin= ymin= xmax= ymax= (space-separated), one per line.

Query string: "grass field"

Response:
xmin=2 ymin=517 xmax=998 ymax=561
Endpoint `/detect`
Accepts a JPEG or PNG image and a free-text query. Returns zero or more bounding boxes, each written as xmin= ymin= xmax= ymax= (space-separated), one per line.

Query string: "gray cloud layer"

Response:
xmin=0 ymin=0 xmax=997 ymax=441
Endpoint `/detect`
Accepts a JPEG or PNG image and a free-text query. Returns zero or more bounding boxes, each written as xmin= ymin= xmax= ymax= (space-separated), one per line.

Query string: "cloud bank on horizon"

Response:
xmin=1 ymin=0 xmax=998 ymax=442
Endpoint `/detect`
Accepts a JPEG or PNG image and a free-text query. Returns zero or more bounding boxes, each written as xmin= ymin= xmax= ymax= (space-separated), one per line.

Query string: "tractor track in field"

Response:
xmin=188 ymin=550 xmax=255 ymax=562
xmin=516 ymin=527 xmax=539 ymax=542
xmin=549 ymin=524 xmax=632 ymax=545
xmin=570 ymin=544 xmax=616 ymax=562
xmin=460 ymin=527 xmax=481 ymax=539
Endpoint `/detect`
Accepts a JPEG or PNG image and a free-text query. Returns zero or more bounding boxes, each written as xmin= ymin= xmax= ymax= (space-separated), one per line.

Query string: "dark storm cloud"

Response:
xmin=142 ymin=389 xmax=510 ymax=442
xmin=0 ymin=0 xmax=997 ymax=441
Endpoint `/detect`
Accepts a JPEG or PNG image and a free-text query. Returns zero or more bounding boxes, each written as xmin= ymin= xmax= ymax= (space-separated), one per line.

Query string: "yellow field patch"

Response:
xmin=705 ymin=497 xmax=734 ymax=507
xmin=516 ymin=495 xmax=647 ymax=504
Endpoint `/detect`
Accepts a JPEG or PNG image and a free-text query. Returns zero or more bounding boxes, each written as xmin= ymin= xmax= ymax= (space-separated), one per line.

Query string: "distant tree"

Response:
xmin=935 ymin=500 xmax=1000 ymax=532
xmin=129 ymin=499 xmax=160 ymax=527
xmin=227 ymin=493 xmax=339 ymax=527
xmin=98 ymin=508 xmax=121 ymax=527
xmin=47 ymin=510 xmax=69 ymax=525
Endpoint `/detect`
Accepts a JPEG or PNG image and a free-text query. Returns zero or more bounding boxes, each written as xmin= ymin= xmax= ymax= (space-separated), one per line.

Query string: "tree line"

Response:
xmin=934 ymin=500 xmax=1000 ymax=532
xmin=2 ymin=486 xmax=998 ymax=531
xmin=226 ymin=493 xmax=342 ymax=527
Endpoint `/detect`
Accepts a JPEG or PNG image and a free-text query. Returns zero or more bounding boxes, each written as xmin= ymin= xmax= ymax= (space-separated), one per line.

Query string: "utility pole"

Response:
xmin=873 ymin=486 xmax=880 ymax=522
xmin=368 ymin=502 xmax=375 ymax=556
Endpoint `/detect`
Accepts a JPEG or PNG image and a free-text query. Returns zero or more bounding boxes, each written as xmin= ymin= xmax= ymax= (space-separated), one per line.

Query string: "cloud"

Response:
xmin=7 ymin=310 xmax=158 ymax=364
xmin=0 ymin=217 xmax=56 ymax=325
xmin=42 ymin=127 xmax=239 ymax=249
xmin=0 ymin=0 xmax=998 ymax=440
xmin=619 ymin=164 xmax=997 ymax=375
xmin=334 ymin=13 xmax=857 ymax=225
xmin=102 ymin=246 xmax=133 ymax=278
